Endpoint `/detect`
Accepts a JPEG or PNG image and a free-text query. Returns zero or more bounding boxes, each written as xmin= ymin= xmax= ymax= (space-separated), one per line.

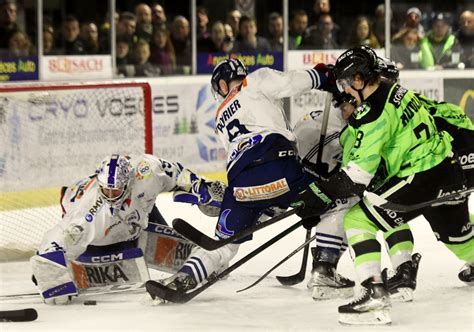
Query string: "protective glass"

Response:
xmin=336 ymin=77 xmax=354 ymax=92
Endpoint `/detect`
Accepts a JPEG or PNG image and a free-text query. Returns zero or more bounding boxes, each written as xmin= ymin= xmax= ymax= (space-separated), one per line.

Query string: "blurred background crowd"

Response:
xmin=0 ymin=0 xmax=472 ymax=77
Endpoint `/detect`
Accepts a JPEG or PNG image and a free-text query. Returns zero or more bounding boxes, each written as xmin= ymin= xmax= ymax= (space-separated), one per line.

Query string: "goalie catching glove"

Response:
xmin=173 ymin=169 xmax=226 ymax=217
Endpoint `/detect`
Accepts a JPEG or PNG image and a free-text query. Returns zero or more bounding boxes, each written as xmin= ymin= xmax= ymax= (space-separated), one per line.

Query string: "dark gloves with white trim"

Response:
xmin=313 ymin=63 xmax=338 ymax=95
xmin=291 ymin=182 xmax=334 ymax=220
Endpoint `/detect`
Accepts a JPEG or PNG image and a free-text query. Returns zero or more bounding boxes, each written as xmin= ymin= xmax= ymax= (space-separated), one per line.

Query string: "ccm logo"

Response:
xmin=91 ymin=253 xmax=123 ymax=263
xmin=278 ymin=150 xmax=295 ymax=157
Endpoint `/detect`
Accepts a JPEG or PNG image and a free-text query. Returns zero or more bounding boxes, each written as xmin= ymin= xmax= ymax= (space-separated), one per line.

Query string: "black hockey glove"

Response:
xmin=291 ymin=182 xmax=333 ymax=220
xmin=301 ymin=216 xmax=321 ymax=230
xmin=314 ymin=63 xmax=338 ymax=95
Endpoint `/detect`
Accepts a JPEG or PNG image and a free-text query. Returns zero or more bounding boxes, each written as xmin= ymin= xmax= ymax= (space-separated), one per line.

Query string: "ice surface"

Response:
xmin=0 ymin=194 xmax=473 ymax=331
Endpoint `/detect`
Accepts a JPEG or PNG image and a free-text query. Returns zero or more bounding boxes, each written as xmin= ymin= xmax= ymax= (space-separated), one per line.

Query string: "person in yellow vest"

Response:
xmin=420 ymin=12 xmax=464 ymax=69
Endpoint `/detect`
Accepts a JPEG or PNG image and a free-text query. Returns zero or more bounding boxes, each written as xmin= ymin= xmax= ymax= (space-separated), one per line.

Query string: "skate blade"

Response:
xmin=312 ymin=286 xmax=354 ymax=300
xmin=390 ymin=287 xmax=413 ymax=302
xmin=338 ymin=309 xmax=391 ymax=325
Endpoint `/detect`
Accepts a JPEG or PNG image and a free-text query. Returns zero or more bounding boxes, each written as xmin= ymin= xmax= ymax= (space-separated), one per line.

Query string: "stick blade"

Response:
xmin=172 ymin=218 xmax=220 ymax=250
xmin=276 ymin=274 xmax=305 ymax=286
xmin=145 ymin=280 xmax=193 ymax=304
xmin=0 ymin=308 xmax=38 ymax=322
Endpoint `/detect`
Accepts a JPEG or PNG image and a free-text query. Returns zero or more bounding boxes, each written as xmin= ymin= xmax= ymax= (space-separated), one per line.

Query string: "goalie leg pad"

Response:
xmin=30 ymin=251 xmax=78 ymax=305
xmin=72 ymin=248 xmax=149 ymax=288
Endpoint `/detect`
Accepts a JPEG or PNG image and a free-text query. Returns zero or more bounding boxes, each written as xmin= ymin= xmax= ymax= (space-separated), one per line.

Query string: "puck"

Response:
xmin=83 ymin=300 xmax=97 ymax=305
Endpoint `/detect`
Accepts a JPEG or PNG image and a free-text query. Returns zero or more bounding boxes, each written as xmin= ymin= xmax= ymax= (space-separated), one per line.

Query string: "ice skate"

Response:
xmin=338 ymin=277 xmax=391 ymax=325
xmin=307 ymin=248 xmax=354 ymax=300
xmin=458 ymin=263 xmax=474 ymax=285
xmin=382 ymin=253 xmax=421 ymax=302
xmin=161 ymin=272 xmax=198 ymax=292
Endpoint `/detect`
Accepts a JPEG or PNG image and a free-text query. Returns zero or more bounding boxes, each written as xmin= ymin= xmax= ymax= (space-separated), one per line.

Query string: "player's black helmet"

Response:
xmin=377 ymin=56 xmax=399 ymax=83
xmin=334 ymin=45 xmax=381 ymax=90
xmin=211 ymin=58 xmax=248 ymax=101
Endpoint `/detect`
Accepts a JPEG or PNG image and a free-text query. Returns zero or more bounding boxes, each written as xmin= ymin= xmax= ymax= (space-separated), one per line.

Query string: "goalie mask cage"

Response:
xmin=0 ymin=81 xmax=153 ymax=261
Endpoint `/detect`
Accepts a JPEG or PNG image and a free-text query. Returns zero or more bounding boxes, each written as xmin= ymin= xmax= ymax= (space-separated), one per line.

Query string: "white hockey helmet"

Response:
xmin=96 ymin=154 xmax=133 ymax=208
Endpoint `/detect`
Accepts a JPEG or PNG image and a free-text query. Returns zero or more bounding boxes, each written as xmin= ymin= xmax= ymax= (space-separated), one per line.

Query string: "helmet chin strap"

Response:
xmin=351 ymin=80 xmax=368 ymax=102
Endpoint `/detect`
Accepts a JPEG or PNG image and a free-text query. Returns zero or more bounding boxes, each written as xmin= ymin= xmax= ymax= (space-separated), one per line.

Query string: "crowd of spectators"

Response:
xmin=0 ymin=0 xmax=472 ymax=77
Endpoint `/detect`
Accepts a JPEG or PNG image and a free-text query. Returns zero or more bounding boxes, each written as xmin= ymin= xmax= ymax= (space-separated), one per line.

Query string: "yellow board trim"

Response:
xmin=0 ymin=171 xmax=228 ymax=212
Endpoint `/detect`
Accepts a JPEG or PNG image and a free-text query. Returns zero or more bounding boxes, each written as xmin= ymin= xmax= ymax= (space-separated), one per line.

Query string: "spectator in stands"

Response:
xmin=56 ymin=15 xmax=85 ymax=55
xmin=456 ymin=10 xmax=474 ymax=68
xmin=7 ymin=30 xmax=34 ymax=57
xmin=80 ymin=22 xmax=101 ymax=54
xmin=307 ymin=0 xmax=341 ymax=46
xmin=288 ymin=10 xmax=308 ymax=50
xmin=151 ymin=2 xmax=167 ymax=28
xmin=150 ymin=25 xmax=175 ymax=75
xmin=135 ymin=3 xmax=153 ymax=42
xmin=391 ymin=28 xmax=421 ymax=69
xmin=0 ymin=0 xmax=18 ymax=49
xmin=302 ymin=13 xmax=338 ymax=49
xmin=116 ymin=36 xmax=134 ymax=77
xmin=43 ymin=25 xmax=55 ymax=55
xmin=345 ymin=16 xmax=380 ymax=49
xmin=267 ymin=12 xmax=283 ymax=52
xmin=226 ymin=9 xmax=241 ymax=39
xmin=233 ymin=16 xmax=271 ymax=52
xmin=196 ymin=6 xmax=210 ymax=40
xmin=170 ymin=15 xmax=191 ymax=74
xmin=224 ymin=23 xmax=233 ymax=41
xmin=198 ymin=21 xmax=233 ymax=53
xmin=372 ymin=4 xmax=386 ymax=46
xmin=400 ymin=7 xmax=425 ymax=38
xmin=117 ymin=11 xmax=137 ymax=47
xmin=133 ymin=39 xmax=160 ymax=77
xmin=420 ymin=13 xmax=463 ymax=69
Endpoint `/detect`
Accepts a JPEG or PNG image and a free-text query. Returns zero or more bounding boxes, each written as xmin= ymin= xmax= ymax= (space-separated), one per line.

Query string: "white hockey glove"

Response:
xmin=31 ymin=251 xmax=78 ymax=305
xmin=173 ymin=169 xmax=226 ymax=217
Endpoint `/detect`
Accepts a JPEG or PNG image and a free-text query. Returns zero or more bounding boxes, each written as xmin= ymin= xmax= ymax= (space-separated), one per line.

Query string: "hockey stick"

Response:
xmin=364 ymin=187 xmax=474 ymax=212
xmin=275 ymin=229 xmax=311 ymax=286
xmin=276 ymin=91 xmax=333 ymax=286
xmin=0 ymin=308 xmax=37 ymax=322
xmin=0 ymin=281 xmax=147 ymax=301
xmin=238 ymin=231 xmax=317 ymax=292
xmin=145 ymin=219 xmax=303 ymax=304
xmin=172 ymin=207 xmax=299 ymax=251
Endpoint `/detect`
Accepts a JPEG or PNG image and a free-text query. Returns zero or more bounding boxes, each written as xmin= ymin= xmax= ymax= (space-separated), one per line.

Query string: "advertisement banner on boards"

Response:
xmin=197 ymin=52 xmax=283 ymax=74
xmin=41 ymin=55 xmax=113 ymax=81
xmin=0 ymin=56 xmax=38 ymax=81
xmin=149 ymin=78 xmax=226 ymax=173
xmin=444 ymin=78 xmax=474 ymax=120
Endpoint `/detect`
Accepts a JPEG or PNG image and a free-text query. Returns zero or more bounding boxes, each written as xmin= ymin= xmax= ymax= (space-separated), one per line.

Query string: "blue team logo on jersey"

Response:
xmin=215 ymin=209 xmax=234 ymax=238
xmin=85 ymin=214 xmax=93 ymax=222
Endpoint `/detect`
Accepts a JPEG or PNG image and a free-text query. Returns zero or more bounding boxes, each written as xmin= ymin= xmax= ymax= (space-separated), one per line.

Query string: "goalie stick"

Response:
xmin=172 ymin=207 xmax=299 ymax=251
xmin=0 ymin=281 xmax=146 ymax=301
xmin=145 ymin=219 xmax=303 ymax=303
xmin=364 ymin=187 xmax=474 ymax=212
xmin=239 ymin=231 xmax=317 ymax=292
xmin=0 ymin=308 xmax=37 ymax=322
xmin=276 ymin=91 xmax=333 ymax=286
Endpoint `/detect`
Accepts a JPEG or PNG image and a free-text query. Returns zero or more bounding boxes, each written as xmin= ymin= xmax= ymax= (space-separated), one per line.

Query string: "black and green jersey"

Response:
xmin=340 ymin=82 xmax=453 ymax=180
xmin=417 ymin=93 xmax=474 ymax=132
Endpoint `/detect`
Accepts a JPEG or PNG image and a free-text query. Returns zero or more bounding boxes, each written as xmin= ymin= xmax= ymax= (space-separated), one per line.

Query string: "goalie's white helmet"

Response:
xmin=96 ymin=154 xmax=132 ymax=208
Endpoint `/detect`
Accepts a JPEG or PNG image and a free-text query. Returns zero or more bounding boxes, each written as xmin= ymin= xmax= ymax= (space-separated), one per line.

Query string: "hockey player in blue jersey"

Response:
xmin=149 ymin=58 xmax=332 ymax=295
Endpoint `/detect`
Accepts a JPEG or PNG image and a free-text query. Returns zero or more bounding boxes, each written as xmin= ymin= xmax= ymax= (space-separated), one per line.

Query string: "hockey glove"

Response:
xmin=314 ymin=63 xmax=338 ymax=95
xmin=301 ymin=216 xmax=321 ymax=230
xmin=291 ymin=182 xmax=333 ymax=220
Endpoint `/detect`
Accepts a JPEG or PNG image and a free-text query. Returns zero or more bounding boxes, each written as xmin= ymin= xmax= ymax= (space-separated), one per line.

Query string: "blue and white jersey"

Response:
xmin=38 ymin=154 xmax=184 ymax=261
xmin=214 ymin=67 xmax=322 ymax=172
